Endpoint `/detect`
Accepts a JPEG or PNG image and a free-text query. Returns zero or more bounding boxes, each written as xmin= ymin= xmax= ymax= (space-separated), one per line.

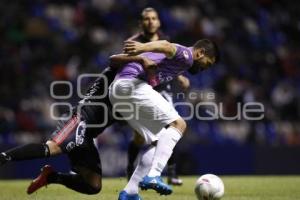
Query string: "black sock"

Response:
xmin=168 ymin=153 xmax=175 ymax=165
xmin=127 ymin=141 xmax=141 ymax=169
xmin=3 ymin=143 xmax=50 ymax=161
xmin=167 ymin=154 xmax=177 ymax=178
xmin=127 ymin=141 xmax=141 ymax=179
xmin=47 ymin=172 xmax=100 ymax=195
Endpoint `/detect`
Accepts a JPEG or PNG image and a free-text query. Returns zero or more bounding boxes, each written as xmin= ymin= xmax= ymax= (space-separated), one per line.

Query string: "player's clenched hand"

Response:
xmin=123 ymin=40 xmax=145 ymax=55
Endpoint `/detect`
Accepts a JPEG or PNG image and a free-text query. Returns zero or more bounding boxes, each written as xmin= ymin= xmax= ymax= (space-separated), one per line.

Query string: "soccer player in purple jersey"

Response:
xmin=126 ymin=7 xmax=188 ymax=186
xmin=110 ymin=39 xmax=219 ymax=199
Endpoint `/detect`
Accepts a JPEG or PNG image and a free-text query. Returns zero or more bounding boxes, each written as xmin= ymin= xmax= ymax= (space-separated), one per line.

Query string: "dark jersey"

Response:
xmin=82 ymin=67 xmax=116 ymax=103
xmin=78 ymin=67 xmax=118 ymax=137
xmin=50 ymin=67 xmax=118 ymax=174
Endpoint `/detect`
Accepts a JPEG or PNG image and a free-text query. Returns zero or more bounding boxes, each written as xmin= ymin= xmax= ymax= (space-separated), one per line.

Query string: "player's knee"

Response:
xmin=81 ymin=171 xmax=102 ymax=194
xmin=45 ymin=140 xmax=62 ymax=155
xmin=87 ymin=182 xmax=102 ymax=194
xmin=170 ymin=118 xmax=186 ymax=135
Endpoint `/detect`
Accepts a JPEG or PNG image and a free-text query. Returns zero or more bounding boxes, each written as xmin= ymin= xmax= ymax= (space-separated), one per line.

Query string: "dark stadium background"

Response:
xmin=0 ymin=0 xmax=299 ymax=178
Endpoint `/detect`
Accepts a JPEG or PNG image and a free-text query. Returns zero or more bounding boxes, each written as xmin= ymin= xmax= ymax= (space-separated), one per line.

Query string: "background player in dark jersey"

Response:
xmin=126 ymin=7 xmax=189 ymax=186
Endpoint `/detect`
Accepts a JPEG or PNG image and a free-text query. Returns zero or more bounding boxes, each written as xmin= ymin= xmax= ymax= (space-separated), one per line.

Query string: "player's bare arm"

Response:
xmin=123 ymin=40 xmax=176 ymax=58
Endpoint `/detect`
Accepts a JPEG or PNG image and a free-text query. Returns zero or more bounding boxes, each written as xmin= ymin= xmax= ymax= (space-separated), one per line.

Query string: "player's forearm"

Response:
xmin=141 ymin=40 xmax=176 ymax=58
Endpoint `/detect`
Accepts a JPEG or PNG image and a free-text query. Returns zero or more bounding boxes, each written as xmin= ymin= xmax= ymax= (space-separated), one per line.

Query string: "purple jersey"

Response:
xmin=117 ymin=44 xmax=193 ymax=87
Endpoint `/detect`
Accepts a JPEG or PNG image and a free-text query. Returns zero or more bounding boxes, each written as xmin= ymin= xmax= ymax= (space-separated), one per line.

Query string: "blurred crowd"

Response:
xmin=0 ymin=0 xmax=299 ymax=146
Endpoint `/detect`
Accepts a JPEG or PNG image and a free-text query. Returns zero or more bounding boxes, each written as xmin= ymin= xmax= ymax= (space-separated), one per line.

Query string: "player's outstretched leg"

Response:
xmin=118 ymin=190 xmax=142 ymax=200
xmin=27 ymin=165 xmax=101 ymax=195
xmin=0 ymin=143 xmax=52 ymax=166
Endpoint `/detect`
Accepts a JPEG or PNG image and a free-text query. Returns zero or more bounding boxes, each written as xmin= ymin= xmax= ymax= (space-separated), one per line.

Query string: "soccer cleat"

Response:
xmin=168 ymin=177 xmax=183 ymax=186
xmin=139 ymin=176 xmax=172 ymax=195
xmin=167 ymin=164 xmax=183 ymax=186
xmin=118 ymin=190 xmax=142 ymax=200
xmin=27 ymin=165 xmax=54 ymax=194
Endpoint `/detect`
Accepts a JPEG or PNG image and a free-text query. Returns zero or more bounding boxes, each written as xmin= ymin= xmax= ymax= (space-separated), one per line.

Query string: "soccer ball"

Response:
xmin=194 ymin=174 xmax=225 ymax=200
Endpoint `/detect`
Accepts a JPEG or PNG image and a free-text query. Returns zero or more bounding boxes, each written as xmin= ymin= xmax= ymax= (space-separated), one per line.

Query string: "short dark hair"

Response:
xmin=193 ymin=39 xmax=220 ymax=63
xmin=140 ymin=7 xmax=158 ymax=19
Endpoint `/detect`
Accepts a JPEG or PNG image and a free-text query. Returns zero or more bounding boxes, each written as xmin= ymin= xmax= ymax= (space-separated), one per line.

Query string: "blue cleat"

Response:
xmin=118 ymin=190 xmax=142 ymax=200
xmin=139 ymin=176 xmax=172 ymax=195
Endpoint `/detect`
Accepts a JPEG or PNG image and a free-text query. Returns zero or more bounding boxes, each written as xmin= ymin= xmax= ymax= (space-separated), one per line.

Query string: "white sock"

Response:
xmin=124 ymin=146 xmax=155 ymax=194
xmin=148 ymin=126 xmax=182 ymax=177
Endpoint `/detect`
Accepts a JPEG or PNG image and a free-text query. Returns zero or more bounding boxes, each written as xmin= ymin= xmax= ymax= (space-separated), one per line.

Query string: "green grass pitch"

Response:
xmin=0 ymin=176 xmax=299 ymax=200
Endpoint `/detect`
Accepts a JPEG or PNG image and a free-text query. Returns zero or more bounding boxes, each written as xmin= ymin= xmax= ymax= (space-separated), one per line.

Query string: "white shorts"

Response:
xmin=109 ymin=78 xmax=181 ymax=144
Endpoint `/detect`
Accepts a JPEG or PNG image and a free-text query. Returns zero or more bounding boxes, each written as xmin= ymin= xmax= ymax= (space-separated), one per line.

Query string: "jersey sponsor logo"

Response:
xmin=157 ymin=72 xmax=173 ymax=84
